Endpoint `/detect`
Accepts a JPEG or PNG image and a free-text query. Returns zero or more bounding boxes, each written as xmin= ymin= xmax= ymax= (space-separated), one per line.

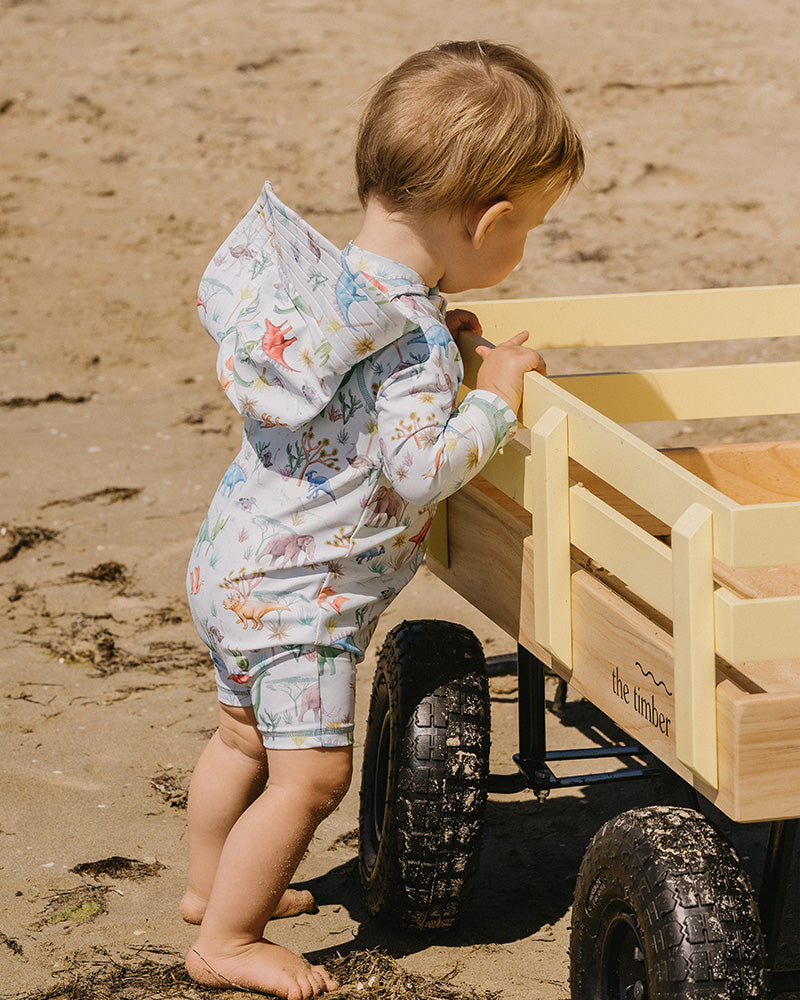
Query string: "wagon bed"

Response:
xmin=426 ymin=283 xmax=800 ymax=824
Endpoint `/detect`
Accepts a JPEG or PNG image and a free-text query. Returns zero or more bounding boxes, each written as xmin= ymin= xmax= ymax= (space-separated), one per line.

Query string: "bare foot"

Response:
xmin=181 ymin=887 xmax=316 ymax=925
xmin=186 ymin=938 xmax=337 ymax=999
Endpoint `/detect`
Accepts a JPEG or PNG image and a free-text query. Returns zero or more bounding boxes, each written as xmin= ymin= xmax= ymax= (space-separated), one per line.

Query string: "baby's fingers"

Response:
xmin=527 ymin=351 xmax=547 ymax=376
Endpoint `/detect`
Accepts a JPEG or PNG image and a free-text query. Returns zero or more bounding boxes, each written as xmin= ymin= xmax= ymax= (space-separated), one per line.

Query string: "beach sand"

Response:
xmin=1 ymin=1 xmax=799 ymax=996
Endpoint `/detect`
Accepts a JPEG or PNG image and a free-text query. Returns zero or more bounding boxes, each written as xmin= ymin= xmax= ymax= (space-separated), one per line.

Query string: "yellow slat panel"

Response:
xmin=727 ymin=503 xmax=800 ymax=568
xmin=530 ymin=409 xmax=572 ymax=671
xmin=551 ymin=362 xmax=800 ymax=422
xmin=715 ymin=590 xmax=800 ymax=662
xmin=457 ymin=284 xmax=800 ymax=349
xmin=672 ymin=504 xmax=719 ymax=788
xmin=522 ymin=372 xmax=740 ymax=561
xmin=569 ymin=485 xmax=674 ymax=617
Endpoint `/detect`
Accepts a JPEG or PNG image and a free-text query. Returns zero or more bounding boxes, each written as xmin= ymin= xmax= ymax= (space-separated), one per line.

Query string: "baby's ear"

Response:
xmin=471 ymin=200 xmax=513 ymax=248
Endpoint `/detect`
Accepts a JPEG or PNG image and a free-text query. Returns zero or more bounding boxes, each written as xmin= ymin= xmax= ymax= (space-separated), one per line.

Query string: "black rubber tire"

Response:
xmin=570 ymin=805 xmax=766 ymax=1000
xmin=358 ymin=619 xmax=490 ymax=930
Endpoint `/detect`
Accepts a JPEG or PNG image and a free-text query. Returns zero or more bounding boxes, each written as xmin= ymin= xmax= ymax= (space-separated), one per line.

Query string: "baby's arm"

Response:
xmin=376 ymin=326 xmax=518 ymax=505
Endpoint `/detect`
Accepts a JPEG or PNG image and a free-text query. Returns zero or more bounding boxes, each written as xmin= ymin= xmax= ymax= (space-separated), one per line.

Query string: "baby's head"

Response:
xmin=355 ymin=40 xmax=584 ymax=218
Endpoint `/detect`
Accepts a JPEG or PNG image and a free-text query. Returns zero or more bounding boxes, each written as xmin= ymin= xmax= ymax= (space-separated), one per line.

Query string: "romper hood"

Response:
xmin=197 ymin=182 xmax=441 ymax=430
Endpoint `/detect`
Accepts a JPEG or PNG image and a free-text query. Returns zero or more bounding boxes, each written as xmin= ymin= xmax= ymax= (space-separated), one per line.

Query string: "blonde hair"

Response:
xmin=355 ymin=40 xmax=584 ymax=214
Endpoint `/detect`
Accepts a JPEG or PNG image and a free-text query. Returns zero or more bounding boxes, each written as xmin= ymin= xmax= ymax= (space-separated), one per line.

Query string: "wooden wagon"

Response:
xmin=357 ymin=285 xmax=800 ymax=999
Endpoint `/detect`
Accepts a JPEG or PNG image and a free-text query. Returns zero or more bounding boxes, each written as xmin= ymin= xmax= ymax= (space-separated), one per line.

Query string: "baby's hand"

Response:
xmin=475 ymin=331 xmax=546 ymax=415
xmin=445 ymin=308 xmax=482 ymax=345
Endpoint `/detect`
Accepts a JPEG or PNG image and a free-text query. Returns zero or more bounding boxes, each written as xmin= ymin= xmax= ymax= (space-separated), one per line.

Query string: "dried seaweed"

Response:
xmin=71 ymin=856 xmax=165 ymax=881
xmin=149 ymin=769 xmax=190 ymax=809
xmin=0 ymin=524 xmax=58 ymax=563
xmin=9 ymin=948 xmax=502 ymax=1000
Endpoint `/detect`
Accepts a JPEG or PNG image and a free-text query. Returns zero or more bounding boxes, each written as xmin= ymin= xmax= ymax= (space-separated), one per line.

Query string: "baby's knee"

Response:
xmin=290 ymin=747 xmax=353 ymax=819
xmin=320 ymin=751 xmax=353 ymax=814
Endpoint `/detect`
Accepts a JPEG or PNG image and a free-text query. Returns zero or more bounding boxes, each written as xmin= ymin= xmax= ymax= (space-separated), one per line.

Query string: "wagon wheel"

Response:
xmin=358 ymin=619 xmax=490 ymax=930
xmin=570 ymin=805 xmax=766 ymax=999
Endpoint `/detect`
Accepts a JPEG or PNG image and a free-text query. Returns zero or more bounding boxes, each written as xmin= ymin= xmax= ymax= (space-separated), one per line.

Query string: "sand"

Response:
xmin=1 ymin=0 xmax=799 ymax=996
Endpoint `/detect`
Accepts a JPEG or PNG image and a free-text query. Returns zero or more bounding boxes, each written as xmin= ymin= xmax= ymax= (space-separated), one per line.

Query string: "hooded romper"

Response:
xmin=187 ymin=183 xmax=517 ymax=748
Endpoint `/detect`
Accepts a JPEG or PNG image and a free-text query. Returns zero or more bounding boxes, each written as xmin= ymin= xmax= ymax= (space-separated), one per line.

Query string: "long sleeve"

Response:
xmin=376 ymin=320 xmax=517 ymax=505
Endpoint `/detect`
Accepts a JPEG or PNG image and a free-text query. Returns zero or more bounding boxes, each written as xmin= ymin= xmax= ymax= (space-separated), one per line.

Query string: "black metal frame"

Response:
xmin=486 ymin=645 xmax=799 ymax=994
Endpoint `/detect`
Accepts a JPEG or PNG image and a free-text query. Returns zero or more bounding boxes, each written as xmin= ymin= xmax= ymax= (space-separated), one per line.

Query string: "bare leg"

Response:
xmin=185 ymin=726 xmax=352 ymax=999
xmin=181 ymin=705 xmax=315 ymax=925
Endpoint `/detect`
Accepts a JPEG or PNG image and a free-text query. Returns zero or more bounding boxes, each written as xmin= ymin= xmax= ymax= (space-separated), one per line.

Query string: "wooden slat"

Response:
xmin=551 ymin=362 xmax=800 ymax=422
xmin=530 ymin=409 xmax=572 ymax=671
xmin=729 ymin=502 xmax=800 ymax=567
xmin=715 ymin=590 xmax=800 ymax=662
xmin=672 ymin=504 xmax=718 ymax=787
xmin=457 ymin=284 xmax=800 ymax=349
xmin=569 ymin=485 xmax=673 ymax=617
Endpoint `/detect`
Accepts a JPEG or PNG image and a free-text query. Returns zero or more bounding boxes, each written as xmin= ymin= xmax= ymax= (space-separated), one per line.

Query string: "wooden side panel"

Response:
xmin=717 ymin=684 xmax=800 ymax=822
xmin=524 ymin=547 xmax=800 ymax=821
xmin=425 ymin=484 xmax=529 ymax=641
xmin=430 ymin=482 xmax=800 ymax=820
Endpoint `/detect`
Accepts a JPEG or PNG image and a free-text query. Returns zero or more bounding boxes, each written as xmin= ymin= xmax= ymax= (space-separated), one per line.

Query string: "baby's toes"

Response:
xmin=309 ymin=964 xmax=337 ymax=994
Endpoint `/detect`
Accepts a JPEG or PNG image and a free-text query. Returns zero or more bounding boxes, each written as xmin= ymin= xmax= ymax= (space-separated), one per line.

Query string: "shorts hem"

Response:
xmin=217 ymin=688 xmax=252 ymax=708
xmin=263 ymin=728 xmax=354 ymax=750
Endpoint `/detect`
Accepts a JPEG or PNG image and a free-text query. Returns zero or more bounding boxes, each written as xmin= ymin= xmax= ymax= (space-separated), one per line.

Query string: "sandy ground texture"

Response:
xmin=2 ymin=0 xmax=800 ymax=997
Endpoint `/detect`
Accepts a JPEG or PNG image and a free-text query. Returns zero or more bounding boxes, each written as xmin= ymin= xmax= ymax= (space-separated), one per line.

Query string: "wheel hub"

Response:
xmin=600 ymin=909 xmax=648 ymax=1000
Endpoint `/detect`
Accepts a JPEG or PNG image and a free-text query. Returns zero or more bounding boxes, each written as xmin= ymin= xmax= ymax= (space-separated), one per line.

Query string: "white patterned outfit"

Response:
xmin=187 ymin=183 xmax=517 ymax=748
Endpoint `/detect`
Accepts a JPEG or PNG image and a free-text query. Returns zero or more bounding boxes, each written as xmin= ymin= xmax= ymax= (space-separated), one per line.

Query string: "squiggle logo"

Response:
xmin=635 ymin=661 xmax=672 ymax=697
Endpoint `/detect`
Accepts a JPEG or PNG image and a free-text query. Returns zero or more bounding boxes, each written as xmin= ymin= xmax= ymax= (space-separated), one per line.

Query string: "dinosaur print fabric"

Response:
xmin=213 ymin=644 xmax=357 ymax=748
xmin=187 ymin=182 xmax=516 ymax=747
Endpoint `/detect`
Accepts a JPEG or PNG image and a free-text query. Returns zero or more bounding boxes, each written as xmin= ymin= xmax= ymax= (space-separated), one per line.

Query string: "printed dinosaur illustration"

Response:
xmin=355 ymin=544 xmax=385 ymax=564
xmin=194 ymin=512 xmax=230 ymax=555
xmin=328 ymin=635 xmax=363 ymax=658
xmin=406 ymin=322 xmax=452 ymax=352
xmin=261 ymin=317 xmax=298 ymax=371
xmin=335 ymin=258 xmax=369 ymax=326
xmin=409 ymin=514 xmax=434 ymax=550
xmin=305 ymin=468 xmax=337 ymax=502
xmin=318 ymin=586 xmax=349 ymax=614
xmin=222 ymin=593 xmax=290 ymax=630
xmin=299 ymin=684 xmax=321 ymax=722
xmin=220 ymin=462 xmax=246 ymax=496
xmin=461 ymin=394 xmax=513 ymax=447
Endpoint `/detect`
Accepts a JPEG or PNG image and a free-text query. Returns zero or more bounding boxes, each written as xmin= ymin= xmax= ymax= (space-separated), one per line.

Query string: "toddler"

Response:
xmin=183 ymin=39 xmax=583 ymax=999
